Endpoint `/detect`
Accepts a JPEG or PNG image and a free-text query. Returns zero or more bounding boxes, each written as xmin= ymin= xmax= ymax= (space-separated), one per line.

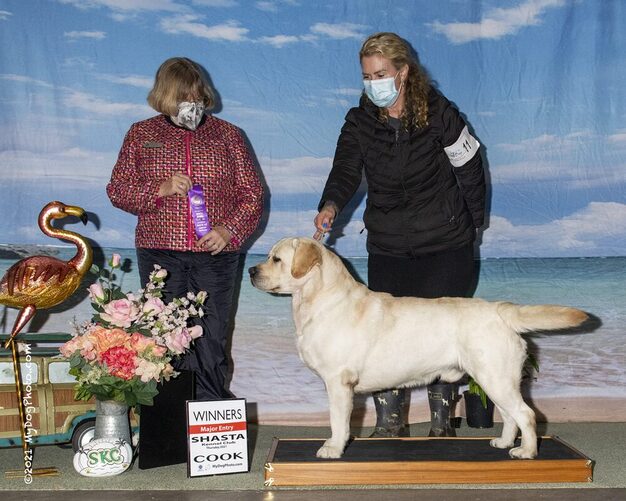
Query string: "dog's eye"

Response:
xmin=272 ymin=256 xmax=281 ymax=263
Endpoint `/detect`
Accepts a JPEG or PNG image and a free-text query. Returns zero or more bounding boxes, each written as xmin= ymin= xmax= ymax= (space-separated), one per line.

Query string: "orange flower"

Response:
xmin=130 ymin=332 xmax=157 ymax=355
xmin=92 ymin=327 xmax=132 ymax=357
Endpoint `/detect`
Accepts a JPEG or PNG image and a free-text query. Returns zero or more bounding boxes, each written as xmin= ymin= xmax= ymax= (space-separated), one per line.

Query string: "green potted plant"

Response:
xmin=464 ymin=354 xmax=539 ymax=428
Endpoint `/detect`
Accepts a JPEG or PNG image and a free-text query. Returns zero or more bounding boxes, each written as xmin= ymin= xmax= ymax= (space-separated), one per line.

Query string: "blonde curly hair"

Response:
xmin=359 ymin=32 xmax=430 ymax=129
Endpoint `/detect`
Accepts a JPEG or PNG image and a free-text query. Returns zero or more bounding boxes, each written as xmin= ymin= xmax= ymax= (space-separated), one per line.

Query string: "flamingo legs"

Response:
xmin=4 ymin=304 xmax=59 ymax=479
xmin=3 ymin=304 xmax=36 ymax=349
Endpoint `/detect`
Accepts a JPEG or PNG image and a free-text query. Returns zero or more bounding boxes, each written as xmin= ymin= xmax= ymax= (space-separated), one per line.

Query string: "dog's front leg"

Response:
xmin=317 ymin=377 xmax=354 ymax=459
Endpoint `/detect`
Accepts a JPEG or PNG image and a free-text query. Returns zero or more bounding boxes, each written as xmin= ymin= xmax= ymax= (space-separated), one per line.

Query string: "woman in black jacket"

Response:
xmin=314 ymin=32 xmax=486 ymax=438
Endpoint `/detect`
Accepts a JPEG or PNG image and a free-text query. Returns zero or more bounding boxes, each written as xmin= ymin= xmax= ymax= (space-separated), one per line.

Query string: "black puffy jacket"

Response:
xmin=319 ymin=87 xmax=486 ymax=257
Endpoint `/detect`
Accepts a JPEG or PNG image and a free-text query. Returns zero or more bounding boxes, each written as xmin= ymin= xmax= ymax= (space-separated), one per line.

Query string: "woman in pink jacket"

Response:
xmin=107 ymin=57 xmax=263 ymax=467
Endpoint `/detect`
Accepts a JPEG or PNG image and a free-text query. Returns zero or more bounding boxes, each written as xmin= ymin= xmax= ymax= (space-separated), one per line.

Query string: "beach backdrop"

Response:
xmin=0 ymin=1 xmax=625 ymax=423
xmin=1 ymin=246 xmax=624 ymax=424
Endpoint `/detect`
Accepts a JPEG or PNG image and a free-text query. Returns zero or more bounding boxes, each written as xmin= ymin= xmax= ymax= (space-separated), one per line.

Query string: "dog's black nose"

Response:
xmin=248 ymin=266 xmax=257 ymax=277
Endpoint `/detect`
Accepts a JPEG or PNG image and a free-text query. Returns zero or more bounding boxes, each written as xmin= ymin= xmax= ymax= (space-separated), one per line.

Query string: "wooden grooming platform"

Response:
xmin=264 ymin=436 xmax=593 ymax=486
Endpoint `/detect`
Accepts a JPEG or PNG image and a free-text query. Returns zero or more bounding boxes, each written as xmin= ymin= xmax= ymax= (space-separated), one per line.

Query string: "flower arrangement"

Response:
xmin=60 ymin=254 xmax=207 ymax=407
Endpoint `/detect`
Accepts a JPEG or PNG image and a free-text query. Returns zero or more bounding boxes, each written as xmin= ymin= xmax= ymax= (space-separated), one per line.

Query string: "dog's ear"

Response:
xmin=291 ymin=239 xmax=323 ymax=279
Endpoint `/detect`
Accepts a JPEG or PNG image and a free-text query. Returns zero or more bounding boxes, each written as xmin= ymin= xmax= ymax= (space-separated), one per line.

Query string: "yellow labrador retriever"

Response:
xmin=249 ymin=237 xmax=588 ymax=460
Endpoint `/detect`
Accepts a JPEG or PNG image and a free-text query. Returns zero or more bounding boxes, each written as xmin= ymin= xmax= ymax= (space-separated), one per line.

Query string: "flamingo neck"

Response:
xmin=43 ymin=221 xmax=93 ymax=275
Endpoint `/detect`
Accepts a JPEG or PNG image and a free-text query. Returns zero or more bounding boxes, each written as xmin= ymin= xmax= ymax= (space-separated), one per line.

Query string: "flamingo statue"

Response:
xmin=0 ymin=201 xmax=92 ymax=478
xmin=1 ymin=201 xmax=93 ymax=348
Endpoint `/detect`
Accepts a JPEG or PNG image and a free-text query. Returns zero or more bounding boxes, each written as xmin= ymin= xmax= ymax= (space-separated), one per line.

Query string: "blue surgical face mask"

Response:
xmin=363 ymin=73 xmax=402 ymax=108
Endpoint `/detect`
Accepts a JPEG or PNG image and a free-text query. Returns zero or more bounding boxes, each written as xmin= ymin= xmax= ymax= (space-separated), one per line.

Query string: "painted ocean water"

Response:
xmin=1 ymin=246 xmax=625 ymax=422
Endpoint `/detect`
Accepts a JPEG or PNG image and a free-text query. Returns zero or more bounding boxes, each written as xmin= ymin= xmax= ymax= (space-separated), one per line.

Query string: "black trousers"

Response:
xmin=367 ymin=243 xmax=476 ymax=299
xmin=137 ymin=248 xmax=240 ymax=400
xmin=136 ymin=248 xmax=240 ymax=469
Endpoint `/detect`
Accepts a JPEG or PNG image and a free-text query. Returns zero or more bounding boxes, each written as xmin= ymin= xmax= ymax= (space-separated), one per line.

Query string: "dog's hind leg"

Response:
xmin=489 ymin=405 xmax=518 ymax=450
xmin=317 ymin=375 xmax=354 ymax=459
xmin=481 ymin=381 xmax=537 ymax=459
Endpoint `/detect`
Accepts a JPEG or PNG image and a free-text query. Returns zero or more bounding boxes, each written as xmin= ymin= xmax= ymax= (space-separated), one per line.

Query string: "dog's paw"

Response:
xmin=508 ymin=446 xmax=537 ymax=459
xmin=316 ymin=442 xmax=344 ymax=459
xmin=490 ymin=437 xmax=514 ymax=449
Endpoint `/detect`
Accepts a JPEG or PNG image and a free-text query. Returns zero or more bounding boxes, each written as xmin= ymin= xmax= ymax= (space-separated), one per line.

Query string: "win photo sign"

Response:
xmin=186 ymin=399 xmax=248 ymax=477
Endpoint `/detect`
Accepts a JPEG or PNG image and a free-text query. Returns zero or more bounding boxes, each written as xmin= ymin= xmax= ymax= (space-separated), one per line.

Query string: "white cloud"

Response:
xmin=0 ymin=10 xmax=12 ymax=20
xmin=160 ymin=15 xmax=249 ymax=41
xmin=429 ymin=0 xmax=565 ymax=44
xmin=258 ymin=35 xmax=301 ymax=48
xmin=0 ymin=74 xmax=54 ymax=88
xmin=310 ymin=22 xmax=368 ymax=40
xmin=58 ymin=0 xmax=184 ymax=13
xmin=334 ymin=88 xmax=362 ymax=97
xmin=490 ymin=130 xmax=626 ymax=188
xmin=481 ymin=202 xmax=626 ymax=257
xmin=255 ymin=0 xmax=298 ymax=12
xmin=63 ymin=89 xmax=151 ymax=117
xmin=64 ymin=30 xmax=107 ymax=40
xmin=259 ymin=156 xmax=332 ymax=193
xmin=0 ymin=73 xmax=150 ymax=121
xmin=62 ymin=57 xmax=96 ymax=69
xmin=608 ymin=129 xmax=626 ymax=145
xmin=96 ymin=73 xmax=153 ymax=89
xmin=496 ymin=133 xmax=562 ymax=152
xmin=220 ymin=99 xmax=285 ymax=123
xmin=491 ymin=160 xmax=572 ymax=183
xmin=192 ymin=0 xmax=238 ymax=6
xmin=0 ymin=147 xmax=116 ymax=183
xmin=495 ymin=130 xmax=597 ymax=153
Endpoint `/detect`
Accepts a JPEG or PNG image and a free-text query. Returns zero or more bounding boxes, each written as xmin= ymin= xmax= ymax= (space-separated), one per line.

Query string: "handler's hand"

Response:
xmin=197 ymin=226 xmax=232 ymax=255
xmin=313 ymin=203 xmax=337 ymax=241
xmin=158 ymin=172 xmax=193 ymax=197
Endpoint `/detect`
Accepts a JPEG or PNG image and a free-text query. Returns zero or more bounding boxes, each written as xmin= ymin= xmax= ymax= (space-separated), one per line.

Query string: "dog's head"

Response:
xmin=248 ymin=237 xmax=323 ymax=294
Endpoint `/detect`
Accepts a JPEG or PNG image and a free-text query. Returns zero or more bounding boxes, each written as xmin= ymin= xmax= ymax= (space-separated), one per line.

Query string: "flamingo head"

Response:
xmin=39 ymin=201 xmax=88 ymax=227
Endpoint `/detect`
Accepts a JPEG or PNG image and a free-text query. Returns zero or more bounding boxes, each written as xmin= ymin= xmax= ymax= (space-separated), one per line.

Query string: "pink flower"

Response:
xmin=135 ymin=359 xmax=163 ymax=383
xmin=128 ymin=332 xmax=167 ymax=358
xmin=188 ymin=325 xmax=203 ymax=339
xmin=142 ymin=297 xmax=165 ymax=317
xmin=154 ymin=269 xmax=167 ymax=279
xmin=152 ymin=344 xmax=167 ymax=358
xmin=110 ymin=254 xmax=121 ymax=268
xmin=101 ymin=346 xmax=137 ymax=380
xmin=88 ymin=282 xmax=105 ymax=302
xmin=80 ymin=337 xmax=98 ymax=361
xmin=59 ymin=336 xmax=83 ymax=358
xmin=163 ymin=328 xmax=193 ymax=354
xmin=100 ymin=298 xmax=140 ymax=328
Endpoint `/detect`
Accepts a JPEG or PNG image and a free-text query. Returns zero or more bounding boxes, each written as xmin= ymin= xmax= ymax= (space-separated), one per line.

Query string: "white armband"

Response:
xmin=444 ymin=126 xmax=480 ymax=167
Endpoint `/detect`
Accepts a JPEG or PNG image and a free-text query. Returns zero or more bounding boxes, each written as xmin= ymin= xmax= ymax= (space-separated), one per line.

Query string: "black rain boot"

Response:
xmin=427 ymin=382 xmax=457 ymax=437
xmin=369 ymin=388 xmax=409 ymax=438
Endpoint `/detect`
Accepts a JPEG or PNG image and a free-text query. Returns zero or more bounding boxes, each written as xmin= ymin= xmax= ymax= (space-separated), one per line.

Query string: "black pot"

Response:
xmin=463 ymin=390 xmax=495 ymax=428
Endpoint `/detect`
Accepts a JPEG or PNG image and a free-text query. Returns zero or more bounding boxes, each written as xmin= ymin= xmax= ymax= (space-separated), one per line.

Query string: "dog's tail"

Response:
xmin=497 ymin=302 xmax=588 ymax=333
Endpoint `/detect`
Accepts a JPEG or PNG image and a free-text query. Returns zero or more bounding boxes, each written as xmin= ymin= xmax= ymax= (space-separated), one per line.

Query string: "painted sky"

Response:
xmin=1 ymin=0 xmax=626 ymax=257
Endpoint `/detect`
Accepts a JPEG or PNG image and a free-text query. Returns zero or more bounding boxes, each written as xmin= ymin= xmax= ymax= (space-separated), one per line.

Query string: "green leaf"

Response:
xmin=468 ymin=377 xmax=489 ymax=409
xmin=69 ymin=353 xmax=85 ymax=369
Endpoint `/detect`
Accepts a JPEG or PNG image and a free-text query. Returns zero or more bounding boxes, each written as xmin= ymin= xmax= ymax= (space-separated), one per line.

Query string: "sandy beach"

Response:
xmin=231 ymin=331 xmax=626 ymax=425
xmin=251 ymin=397 xmax=626 ymax=427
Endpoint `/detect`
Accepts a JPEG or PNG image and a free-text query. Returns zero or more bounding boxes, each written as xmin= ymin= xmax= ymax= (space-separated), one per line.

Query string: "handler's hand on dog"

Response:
xmin=158 ymin=172 xmax=193 ymax=197
xmin=198 ymin=226 xmax=231 ymax=255
xmin=313 ymin=205 xmax=336 ymax=241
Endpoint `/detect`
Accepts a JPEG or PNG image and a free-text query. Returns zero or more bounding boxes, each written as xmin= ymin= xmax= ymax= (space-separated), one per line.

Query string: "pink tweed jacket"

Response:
xmin=107 ymin=114 xmax=263 ymax=252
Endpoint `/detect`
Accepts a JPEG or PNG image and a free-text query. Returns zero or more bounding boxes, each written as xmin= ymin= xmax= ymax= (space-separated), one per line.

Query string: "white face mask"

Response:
xmin=171 ymin=101 xmax=205 ymax=130
xmin=363 ymin=73 xmax=402 ymax=108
